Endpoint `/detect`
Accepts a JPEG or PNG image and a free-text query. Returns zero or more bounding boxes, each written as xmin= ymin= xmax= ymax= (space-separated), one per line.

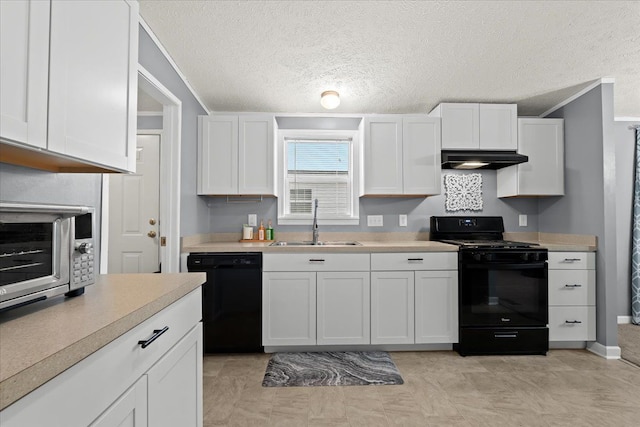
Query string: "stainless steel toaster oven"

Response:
xmin=0 ymin=202 xmax=96 ymax=311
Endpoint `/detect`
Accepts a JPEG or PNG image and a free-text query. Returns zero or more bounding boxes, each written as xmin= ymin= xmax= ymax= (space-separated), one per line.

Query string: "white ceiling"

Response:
xmin=138 ymin=0 xmax=640 ymax=117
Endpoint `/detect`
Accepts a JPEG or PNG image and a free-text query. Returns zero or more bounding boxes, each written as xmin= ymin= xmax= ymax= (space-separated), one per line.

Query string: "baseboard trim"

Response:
xmin=264 ymin=343 xmax=453 ymax=353
xmin=586 ymin=341 xmax=621 ymax=359
xmin=618 ymin=316 xmax=632 ymax=324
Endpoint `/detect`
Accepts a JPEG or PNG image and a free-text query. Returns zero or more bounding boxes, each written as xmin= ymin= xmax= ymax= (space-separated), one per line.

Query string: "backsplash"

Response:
xmin=206 ymin=170 xmax=539 ymax=235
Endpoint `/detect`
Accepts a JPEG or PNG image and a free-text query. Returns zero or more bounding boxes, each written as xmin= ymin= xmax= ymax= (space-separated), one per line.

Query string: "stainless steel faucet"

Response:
xmin=312 ymin=198 xmax=319 ymax=245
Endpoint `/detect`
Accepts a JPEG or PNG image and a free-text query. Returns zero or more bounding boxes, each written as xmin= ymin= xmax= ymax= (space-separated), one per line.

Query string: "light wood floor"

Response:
xmin=203 ymin=350 xmax=640 ymax=426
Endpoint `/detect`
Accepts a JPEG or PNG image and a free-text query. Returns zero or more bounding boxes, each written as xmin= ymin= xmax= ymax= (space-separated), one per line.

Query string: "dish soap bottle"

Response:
xmin=258 ymin=220 xmax=265 ymax=241
xmin=266 ymin=220 xmax=274 ymax=241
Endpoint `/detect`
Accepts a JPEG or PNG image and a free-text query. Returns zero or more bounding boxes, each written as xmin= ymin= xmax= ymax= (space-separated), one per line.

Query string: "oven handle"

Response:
xmin=462 ymin=262 xmax=547 ymax=270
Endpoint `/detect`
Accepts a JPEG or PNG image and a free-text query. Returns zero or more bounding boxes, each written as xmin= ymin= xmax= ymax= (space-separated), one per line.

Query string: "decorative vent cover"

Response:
xmin=444 ymin=173 xmax=483 ymax=212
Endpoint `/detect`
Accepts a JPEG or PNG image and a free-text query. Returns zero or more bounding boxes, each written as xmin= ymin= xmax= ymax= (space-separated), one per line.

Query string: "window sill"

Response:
xmin=277 ymin=217 xmax=360 ymax=226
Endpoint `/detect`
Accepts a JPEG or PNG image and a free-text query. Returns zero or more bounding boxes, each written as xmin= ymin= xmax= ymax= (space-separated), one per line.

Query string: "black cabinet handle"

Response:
xmin=565 ymin=320 xmax=582 ymax=324
xmin=309 ymin=259 xmax=325 ymax=262
xmin=407 ymin=258 xmax=424 ymax=262
xmin=564 ymin=284 xmax=582 ymax=288
xmin=495 ymin=333 xmax=518 ymax=338
xmin=138 ymin=326 xmax=169 ymax=349
xmin=563 ymin=258 xmax=582 ymax=262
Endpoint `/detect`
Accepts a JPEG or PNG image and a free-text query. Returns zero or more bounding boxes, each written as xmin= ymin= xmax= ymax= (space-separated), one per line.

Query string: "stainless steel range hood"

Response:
xmin=441 ymin=150 xmax=528 ymax=170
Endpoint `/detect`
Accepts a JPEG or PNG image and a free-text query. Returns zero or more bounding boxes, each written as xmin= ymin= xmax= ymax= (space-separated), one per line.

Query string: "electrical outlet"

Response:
xmin=367 ymin=215 xmax=384 ymax=227
xmin=519 ymin=214 xmax=528 ymax=227
xmin=399 ymin=214 xmax=408 ymax=227
xmin=248 ymin=214 xmax=257 ymax=226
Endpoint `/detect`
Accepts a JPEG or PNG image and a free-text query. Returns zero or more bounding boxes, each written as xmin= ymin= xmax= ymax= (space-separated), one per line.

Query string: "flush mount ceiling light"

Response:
xmin=320 ymin=90 xmax=340 ymax=109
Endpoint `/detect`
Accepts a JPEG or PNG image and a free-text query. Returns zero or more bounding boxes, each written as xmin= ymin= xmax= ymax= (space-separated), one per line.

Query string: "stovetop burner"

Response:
xmin=439 ymin=239 xmax=538 ymax=249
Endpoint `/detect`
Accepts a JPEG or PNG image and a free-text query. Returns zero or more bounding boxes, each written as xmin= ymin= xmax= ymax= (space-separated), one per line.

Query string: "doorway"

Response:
xmin=100 ymin=66 xmax=182 ymax=273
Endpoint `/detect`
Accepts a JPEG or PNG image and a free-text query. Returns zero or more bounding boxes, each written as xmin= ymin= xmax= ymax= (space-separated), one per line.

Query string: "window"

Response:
xmin=278 ymin=130 xmax=360 ymax=225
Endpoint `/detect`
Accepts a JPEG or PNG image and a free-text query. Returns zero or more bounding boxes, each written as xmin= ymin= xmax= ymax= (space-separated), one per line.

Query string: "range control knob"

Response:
xmin=75 ymin=242 xmax=93 ymax=254
xmin=472 ymin=253 xmax=482 ymax=261
xmin=483 ymin=253 xmax=494 ymax=262
xmin=520 ymin=253 xmax=530 ymax=261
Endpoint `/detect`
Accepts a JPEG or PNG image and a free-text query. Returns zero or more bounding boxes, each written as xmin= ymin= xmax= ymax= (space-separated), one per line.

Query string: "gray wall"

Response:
xmin=615 ymin=120 xmax=640 ymax=316
xmin=137 ymin=114 xmax=163 ymax=130
xmin=540 ymin=83 xmax=618 ymax=347
xmin=207 ymin=170 xmax=539 ymax=234
xmin=0 ymin=163 xmax=103 ymax=264
xmin=137 ymin=25 xmax=209 ymax=237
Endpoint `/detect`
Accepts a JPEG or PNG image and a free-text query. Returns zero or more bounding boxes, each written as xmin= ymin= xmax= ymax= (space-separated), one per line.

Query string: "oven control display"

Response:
xmin=459 ymin=219 xmax=477 ymax=227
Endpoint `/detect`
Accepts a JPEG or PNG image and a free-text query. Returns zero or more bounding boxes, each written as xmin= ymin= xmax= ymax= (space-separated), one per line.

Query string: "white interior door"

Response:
xmin=108 ymin=134 xmax=160 ymax=273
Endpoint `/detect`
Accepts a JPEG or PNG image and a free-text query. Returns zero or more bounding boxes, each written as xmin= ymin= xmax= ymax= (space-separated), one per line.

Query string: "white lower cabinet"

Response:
xmin=415 ymin=271 xmax=458 ymax=344
xmin=262 ymin=253 xmax=371 ymax=347
xmin=371 ymin=253 xmax=458 ymax=345
xmin=371 ymin=271 xmax=415 ymax=344
xmin=263 ymin=252 xmax=458 ymax=348
xmin=90 ymin=377 xmax=148 ymax=427
xmin=317 ymin=272 xmax=370 ymax=345
xmin=0 ymin=289 xmax=203 ymax=427
xmin=262 ymin=272 xmax=317 ymax=346
xmin=548 ymin=252 xmax=596 ymax=343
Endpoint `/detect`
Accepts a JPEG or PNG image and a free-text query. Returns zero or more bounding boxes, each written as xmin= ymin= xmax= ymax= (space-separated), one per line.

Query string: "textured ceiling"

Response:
xmin=138 ymin=0 xmax=640 ymax=117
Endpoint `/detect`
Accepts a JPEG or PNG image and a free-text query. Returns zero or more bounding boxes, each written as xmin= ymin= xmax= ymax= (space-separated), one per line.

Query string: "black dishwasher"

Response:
xmin=187 ymin=252 xmax=263 ymax=353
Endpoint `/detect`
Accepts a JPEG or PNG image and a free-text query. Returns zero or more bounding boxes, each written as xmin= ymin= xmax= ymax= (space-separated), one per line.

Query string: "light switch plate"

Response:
xmin=519 ymin=214 xmax=527 ymax=227
xmin=367 ymin=215 xmax=384 ymax=227
xmin=399 ymin=215 xmax=408 ymax=227
xmin=248 ymin=214 xmax=257 ymax=226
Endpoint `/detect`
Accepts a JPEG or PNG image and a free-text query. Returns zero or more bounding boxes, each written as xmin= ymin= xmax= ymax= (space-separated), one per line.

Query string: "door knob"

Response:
xmin=149 ymin=218 xmax=156 ymax=225
xmin=148 ymin=230 xmax=157 ymax=238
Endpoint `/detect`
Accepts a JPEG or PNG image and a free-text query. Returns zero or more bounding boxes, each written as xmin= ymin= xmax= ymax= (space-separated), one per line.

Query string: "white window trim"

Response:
xmin=277 ymin=129 xmax=360 ymax=225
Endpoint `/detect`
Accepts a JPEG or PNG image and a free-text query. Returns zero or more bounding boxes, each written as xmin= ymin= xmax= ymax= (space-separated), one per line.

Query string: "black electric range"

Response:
xmin=431 ymin=216 xmax=549 ymax=356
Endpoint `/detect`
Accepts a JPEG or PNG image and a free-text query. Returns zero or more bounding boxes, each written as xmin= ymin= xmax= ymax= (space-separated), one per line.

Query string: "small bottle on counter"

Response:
xmin=258 ymin=220 xmax=265 ymax=241
xmin=266 ymin=220 xmax=274 ymax=241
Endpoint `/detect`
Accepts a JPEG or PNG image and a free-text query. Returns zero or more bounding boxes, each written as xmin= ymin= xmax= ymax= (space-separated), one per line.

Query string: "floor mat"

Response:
xmin=262 ymin=351 xmax=404 ymax=387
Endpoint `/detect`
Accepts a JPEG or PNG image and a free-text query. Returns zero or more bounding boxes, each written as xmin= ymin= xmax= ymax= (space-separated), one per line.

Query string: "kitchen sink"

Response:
xmin=269 ymin=241 xmax=361 ymax=246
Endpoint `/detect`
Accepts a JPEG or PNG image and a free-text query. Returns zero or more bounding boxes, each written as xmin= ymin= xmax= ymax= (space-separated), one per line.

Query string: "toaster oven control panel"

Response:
xmin=71 ymin=242 xmax=95 ymax=289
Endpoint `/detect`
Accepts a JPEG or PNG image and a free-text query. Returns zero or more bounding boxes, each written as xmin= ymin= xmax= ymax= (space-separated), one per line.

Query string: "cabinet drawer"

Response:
xmin=371 ymin=252 xmax=457 ymax=271
xmin=548 ymin=270 xmax=595 ymax=306
xmin=549 ymin=306 xmax=595 ymax=341
xmin=548 ymin=252 xmax=595 ymax=270
xmin=263 ymin=253 xmax=370 ymax=272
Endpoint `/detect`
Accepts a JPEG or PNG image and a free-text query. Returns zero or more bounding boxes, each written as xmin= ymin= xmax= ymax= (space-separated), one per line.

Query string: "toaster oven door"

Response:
xmin=0 ymin=215 xmax=71 ymax=308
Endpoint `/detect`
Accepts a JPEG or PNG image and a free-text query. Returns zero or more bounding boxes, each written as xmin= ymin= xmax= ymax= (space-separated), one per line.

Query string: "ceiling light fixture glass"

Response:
xmin=320 ymin=90 xmax=340 ymax=109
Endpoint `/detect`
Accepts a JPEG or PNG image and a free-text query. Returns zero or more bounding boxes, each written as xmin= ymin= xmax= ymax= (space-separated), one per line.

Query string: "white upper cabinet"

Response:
xmin=363 ymin=115 xmax=441 ymax=196
xmin=0 ymin=0 xmax=138 ymax=173
xmin=363 ymin=116 xmax=403 ymax=195
xmin=47 ymin=0 xmax=138 ymax=172
xmin=430 ymin=103 xmax=517 ymax=150
xmin=497 ymin=118 xmax=564 ymax=197
xmin=198 ymin=114 xmax=274 ymax=195
xmin=0 ymin=0 xmax=49 ymax=149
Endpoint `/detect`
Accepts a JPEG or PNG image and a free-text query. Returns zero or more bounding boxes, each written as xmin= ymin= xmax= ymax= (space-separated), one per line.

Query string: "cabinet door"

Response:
xmin=198 ymin=115 xmax=239 ymax=194
xmin=402 ymin=117 xmax=441 ymax=195
xmin=90 ymin=377 xmax=148 ymax=427
xmin=263 ymin=272 xmax=316 ymax=345
xmin=47 ymin=0 xmax=138 ymax=172
xmin=147 ymin=324 xmax=203 ymax=427
xmin=238 ymin=115 xmax=274 ymax=195
xmin=517 ymin=118 xmax=564 ymax=195
xmin=440 ymin=103 xmax=479 ymax=149
xmin=0 ymin=0 xmax=49 ymax=148
xmin=317 ymin=272 xmax=370 ymax=345
xmin=364 ymin=116 xmax=403 ymax=195
xmin=370 ymin=271 xmax=414 ymax=344
xmin=415 ymin=271 xmax=458 ymax=344
xmin=479 ymin=104 xmax=517 ymax=150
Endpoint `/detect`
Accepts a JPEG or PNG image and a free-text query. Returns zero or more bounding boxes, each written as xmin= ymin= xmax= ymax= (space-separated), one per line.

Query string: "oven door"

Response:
xmin=0 ymin=213 xmax=71 ymax=308
xmin=459 ymin=258 xmax=548 ymax=327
